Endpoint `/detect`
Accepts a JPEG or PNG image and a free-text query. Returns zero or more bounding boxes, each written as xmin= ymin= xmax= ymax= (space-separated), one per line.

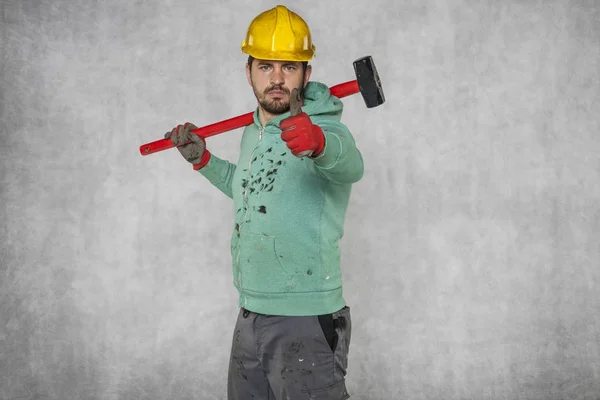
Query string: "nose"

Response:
xmin=270 ymin=66 xmax=284 ymax=85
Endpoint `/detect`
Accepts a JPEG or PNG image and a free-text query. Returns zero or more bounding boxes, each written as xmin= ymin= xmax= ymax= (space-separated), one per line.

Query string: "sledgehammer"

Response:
xmin=138 ymin=55 xmax=385 ymax=156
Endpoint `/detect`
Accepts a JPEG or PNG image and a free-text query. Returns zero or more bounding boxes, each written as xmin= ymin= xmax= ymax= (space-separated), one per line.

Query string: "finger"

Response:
xmin=177 ymin=125 xmax=189 ymax=146
xmin=170 ymin=127 xmax=179 ymax=145
xmin=294 ymin=149 xmax=313 ymax=158
xmin=172 ymin=125 xmax=180 ymax=144
xmin=280 ymin=114 xmax=301 ymax=131
xmin=182 ymin=122 xmax=193 ymax=143
xmin=279 ymin=120 xmax=295 ymax=132
xmin=289 ymin=88 xmax=302 ymax=116
xmin=281 ymin=129 xmax=298 ymax=142
xmin=285 ymin=138 xmax=300 ymax=150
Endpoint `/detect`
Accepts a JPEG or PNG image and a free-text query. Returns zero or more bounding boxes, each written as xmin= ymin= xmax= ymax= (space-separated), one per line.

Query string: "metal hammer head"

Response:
xmin=353 ymin=56 xmax=385 ymax=108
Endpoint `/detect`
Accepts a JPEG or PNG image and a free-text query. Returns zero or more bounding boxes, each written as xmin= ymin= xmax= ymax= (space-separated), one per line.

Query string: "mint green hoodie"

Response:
xmin=199 ymin=81 xmax=364 ymax=316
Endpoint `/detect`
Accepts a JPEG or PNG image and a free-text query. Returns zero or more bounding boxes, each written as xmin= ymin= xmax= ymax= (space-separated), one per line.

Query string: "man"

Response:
xmin=166 ymin=5 xmax=363 ymax=399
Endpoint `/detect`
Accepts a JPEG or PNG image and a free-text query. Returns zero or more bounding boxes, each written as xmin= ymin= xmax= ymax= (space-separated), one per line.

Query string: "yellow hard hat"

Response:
xmin=241 ymin=5 xmax=316 ymax=62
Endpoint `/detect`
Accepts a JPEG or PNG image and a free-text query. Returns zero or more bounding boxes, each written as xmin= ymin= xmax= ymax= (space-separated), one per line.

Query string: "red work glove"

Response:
xmin=279 ymin=89 xmax=325 ymax=158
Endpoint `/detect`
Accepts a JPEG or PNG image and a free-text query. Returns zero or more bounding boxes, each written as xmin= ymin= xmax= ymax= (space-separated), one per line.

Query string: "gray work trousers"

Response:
xmin=227 ymin=305 xmax=352 ymax=400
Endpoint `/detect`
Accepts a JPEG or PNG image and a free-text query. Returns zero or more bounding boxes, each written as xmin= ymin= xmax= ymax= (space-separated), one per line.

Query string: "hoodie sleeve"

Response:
xmin=310 ymin=122 xmax=364 ymax=184
xmin=197 ymin=153 xmax=236 ymax=199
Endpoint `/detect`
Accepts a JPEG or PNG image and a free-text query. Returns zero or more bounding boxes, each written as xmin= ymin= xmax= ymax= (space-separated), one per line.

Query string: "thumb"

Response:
xmin=289 ymin=88 xmax=302 ymax=116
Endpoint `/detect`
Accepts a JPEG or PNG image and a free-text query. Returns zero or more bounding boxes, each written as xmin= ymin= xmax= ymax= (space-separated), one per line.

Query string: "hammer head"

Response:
xmin=353 ymin=56 xmax=385 ymax=108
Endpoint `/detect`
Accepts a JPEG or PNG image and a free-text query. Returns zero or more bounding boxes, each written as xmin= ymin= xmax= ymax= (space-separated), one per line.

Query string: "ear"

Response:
xmin=245 ymin=63 xmax=252 ymax=86
xmin=303 ymin=65 xmax=312 ymax=87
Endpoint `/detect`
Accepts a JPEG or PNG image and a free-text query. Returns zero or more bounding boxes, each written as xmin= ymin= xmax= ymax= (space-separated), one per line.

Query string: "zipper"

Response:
xmin=241 ymin=126 xmax=263 ymax=214
xmin=236 ymin=125 xmax=264 ymax=305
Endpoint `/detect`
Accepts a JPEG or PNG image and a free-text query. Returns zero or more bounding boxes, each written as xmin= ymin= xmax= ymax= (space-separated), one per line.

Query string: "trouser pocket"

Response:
xmin=330 ymin=306 xmax=351 ymax=375
xmin=317 ymin=313 xmax=339 ymax=353
xmin=317 ymin=306 xmax=350 ymax=354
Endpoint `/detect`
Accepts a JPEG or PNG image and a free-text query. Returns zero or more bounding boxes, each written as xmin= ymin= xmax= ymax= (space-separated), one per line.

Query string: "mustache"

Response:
xmin=264 ymin=86 xmax=289 ymax=94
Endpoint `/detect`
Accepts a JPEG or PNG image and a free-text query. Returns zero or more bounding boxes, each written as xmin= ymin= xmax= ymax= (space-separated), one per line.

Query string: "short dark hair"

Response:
xmin=247 ymin=55 xmax=308 ymax=72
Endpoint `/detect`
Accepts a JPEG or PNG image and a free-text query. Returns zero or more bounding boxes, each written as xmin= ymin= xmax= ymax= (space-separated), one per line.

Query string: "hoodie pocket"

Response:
xmin=236 ymin=232 xmax=295 ymax=293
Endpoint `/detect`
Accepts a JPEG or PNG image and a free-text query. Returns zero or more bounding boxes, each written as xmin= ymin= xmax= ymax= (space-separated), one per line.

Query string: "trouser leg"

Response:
xmin=256 ymin=306 xmax=352 ymax=400
xmin=227 ymin=308 xmax=276 ymax=400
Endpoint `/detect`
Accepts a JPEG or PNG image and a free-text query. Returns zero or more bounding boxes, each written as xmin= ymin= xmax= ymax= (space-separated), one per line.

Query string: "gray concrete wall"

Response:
xmin=1 ymin=0 xmax=599 ymax=399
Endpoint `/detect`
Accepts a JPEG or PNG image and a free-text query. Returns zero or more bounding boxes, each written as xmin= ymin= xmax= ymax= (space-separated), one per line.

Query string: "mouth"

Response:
xmin=268 ymin=90 xmax=287 ymax=97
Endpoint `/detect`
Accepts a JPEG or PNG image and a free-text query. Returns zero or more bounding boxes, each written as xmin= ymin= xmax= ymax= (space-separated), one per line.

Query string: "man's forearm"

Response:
xmin=198 ymin=154 xmax=237 ymax=199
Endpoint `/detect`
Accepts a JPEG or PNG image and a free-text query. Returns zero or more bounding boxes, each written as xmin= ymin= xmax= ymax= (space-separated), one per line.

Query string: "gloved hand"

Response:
xmin=279 ymin=88 xmax=325 ymax=158
xmin=164 ymin=122 xmax=211 ymax=169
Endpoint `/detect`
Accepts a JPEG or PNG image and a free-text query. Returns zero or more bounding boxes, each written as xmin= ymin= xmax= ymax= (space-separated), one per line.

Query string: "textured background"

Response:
xmin=1 ymin=0 xmax=599 ymax=399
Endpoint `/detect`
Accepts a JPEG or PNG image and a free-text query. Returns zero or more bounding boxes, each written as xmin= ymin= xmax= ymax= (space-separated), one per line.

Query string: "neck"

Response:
xmin=258 ymin=107 xmax=279 ymax=127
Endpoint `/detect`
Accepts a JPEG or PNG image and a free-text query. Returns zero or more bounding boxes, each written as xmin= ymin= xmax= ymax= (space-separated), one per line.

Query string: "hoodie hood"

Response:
xmin=252 ymin=81 xmax=344 ymax=129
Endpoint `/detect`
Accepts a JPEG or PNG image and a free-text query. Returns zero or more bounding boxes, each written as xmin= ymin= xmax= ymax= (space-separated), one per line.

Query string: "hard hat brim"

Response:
xmin=242 ymin=45 xmax=316 ymax=62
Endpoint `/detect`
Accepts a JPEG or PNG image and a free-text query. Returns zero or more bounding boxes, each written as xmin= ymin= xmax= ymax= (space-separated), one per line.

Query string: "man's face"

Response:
xmin=246 ymin=59 xmax=312 ymax=115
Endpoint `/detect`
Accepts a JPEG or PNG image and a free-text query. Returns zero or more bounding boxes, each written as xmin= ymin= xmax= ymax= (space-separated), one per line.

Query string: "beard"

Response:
xmin=251 ymin=77 xmax=305 ymax=115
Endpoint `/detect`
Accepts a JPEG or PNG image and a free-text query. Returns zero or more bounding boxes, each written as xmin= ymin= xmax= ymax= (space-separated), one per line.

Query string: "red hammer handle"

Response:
xmin=140 ymin=112 xmax=254 ymax=155
xmin=139 ymin=80 xmax=359 ymax=156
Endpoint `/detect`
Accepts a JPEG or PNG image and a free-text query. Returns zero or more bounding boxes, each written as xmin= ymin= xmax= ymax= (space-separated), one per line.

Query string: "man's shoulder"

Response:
xmin=303 ymin=81 xmax=346 ymax=124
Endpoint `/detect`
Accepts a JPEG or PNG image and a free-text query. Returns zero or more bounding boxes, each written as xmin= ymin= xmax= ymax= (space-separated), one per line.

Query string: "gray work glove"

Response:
xmin=164 ymin=122 xmax=208 ymax=166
